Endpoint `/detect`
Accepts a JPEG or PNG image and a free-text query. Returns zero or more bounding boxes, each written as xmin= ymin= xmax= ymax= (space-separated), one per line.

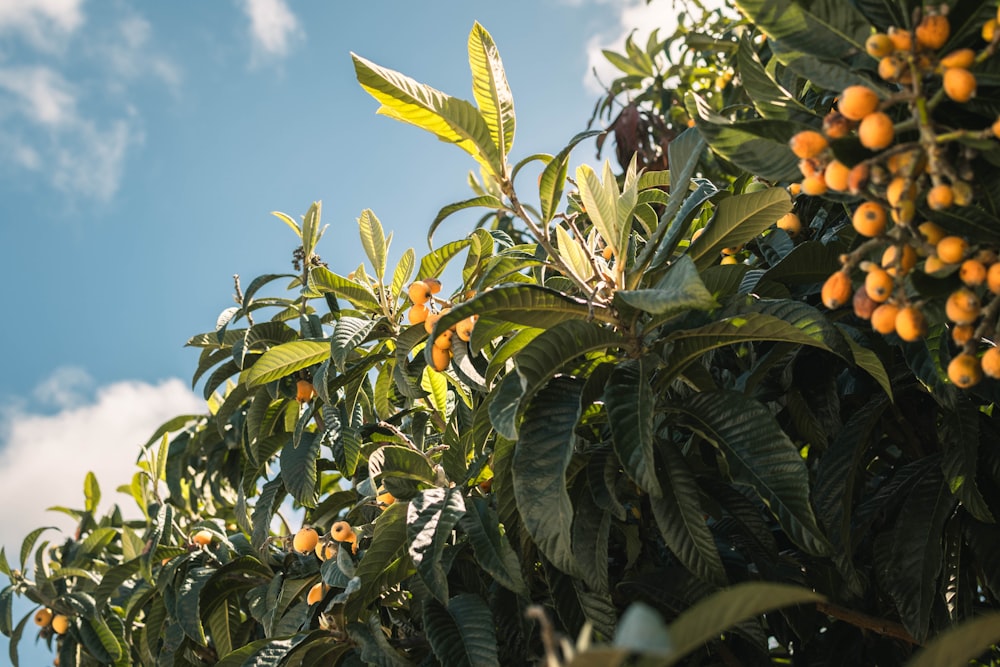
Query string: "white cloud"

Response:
xmin=0 ymin=374 xmax=204 ymax=558
xmin=31 ymin=366 xmax=93 ymax=410
xmin=0 ymin=65 xmax=76 ymax=126
xmin=241 ymin=0 xmax=303 ymax=60
xmin=0 ymin=0 xmax=84 ymax=50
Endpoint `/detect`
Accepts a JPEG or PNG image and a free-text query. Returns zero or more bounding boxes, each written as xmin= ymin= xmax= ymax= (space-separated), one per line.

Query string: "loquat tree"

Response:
xmin=5 ymin=2 xmax=1000 ymax=665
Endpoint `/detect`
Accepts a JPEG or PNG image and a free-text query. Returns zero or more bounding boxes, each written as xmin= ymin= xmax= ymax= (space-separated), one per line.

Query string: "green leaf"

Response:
xmin=301 ymin=201 xmax=323 ymax=262
xmin=735 ymin=34 xmax=817 ymax=122
xmin=243 ymin=340 xmax=330 ymax=387
xmin=83 ymin=471 xmax=100 ymax=514
xmin=484 ymin=327 xmax=542 ymax=385
xmin=733 ymin=0 xmax=870 ymax=60
xmin=0 ymin=587 xmax=12 ymax=637
xmin=671 ymin=391 xmax=832 ymax=556
xmin=331 ymin=317 xmax=378 ymax=372
xmin=83 ymin=614 xmax=124 ymax=663
xmin=577 ymin=161 xmax=621 ymax=256
xmin=555 ymin=225 xmax=595 ymax=285
xmin=420 ymin=364 xmax=449 ymax=416
xmin=358 ymin=209 xmax=387 ymax=283
xmin=0 ymin=548 xmax=10 ymax=577
xmin=468 ymin=22 xmax=515 ymax=162
xmin=839 ymin=330 xmax=894 ymax=401
xmin=353 ymin=52 xmax=503 ymax=177
xmin=271 ymin=210 xmax=301 ymax=237
xmin=407 ymin=487 xmax=466 ymax=603
xmin=346 ymin=502 xmax=409 ymax=619
xmin=688 ymin=186 xmax=793 ymax=271
xmin=429 ymin=196 xmax=504 ymax=248
xmin=513 ymin=376 xmax=582 ymax=575
xmin=368 ymin=445 xmax=438 ymax=486
xmin=906 ymin=612 xmax=1000 ymax=667
xmin=617 ymin=255 xmax=716 ymax=317
xmin=665 ymin=583 xmax=824 ymax=664
xmin=651 ymin=441 xmax=727 ymax=587
xmin=939 ymin=399 xmax=992 ymax=522
xmin=459 ymin=497 xmax=529 ymax=597
xmin=418 ymin=238 xmax=472 ymax=281
xmin=390 ymin=247 xmax=415 ymax=299
xmin=424 ymin=593 xmax=500 ymax=667
xmin=20 ymin=526 xmax=56 ymax=570
xmin=347 ymin=615 xmax=412 ymax=667
xmin=605 ymin=358 xmax=660 ymax=496
xmin=760 ymin=240 xmax=843 ymax=286
xmin=307 ymin=265 xmax=382 ymax=311
xmin=281 ymin=430 xmax=321 ymax=507
xmin=538 ymin=130 xmax=603 ymax=222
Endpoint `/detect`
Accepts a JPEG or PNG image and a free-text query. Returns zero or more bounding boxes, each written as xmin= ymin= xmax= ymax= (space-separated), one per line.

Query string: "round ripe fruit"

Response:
xmin=408 ymin=281 xmax=432 ymax=305
xmin=982 ymin=347 xmax=1000 ymax=379
xmin=993 ymin=117 xmax=1000 ymax=140
xmin=430 ymin=344 xmax=452 ymax=372
xmin=776 ymin=212 xmax=802 ymax=237
xmin=928 ymin=183 xmax=954 ymax=211
xmin=192 ymin=530 xmax=213 ymax=546
xmin=952 ymin=323 xmax=975 ymax=346
xmin=408 ymin=303 xmax=429 ymax=325
xmin=937 ymin=236 xmax=968 ymax=264
xmin=789 ymin=130 xmax=828 ymax=159
xmin=824 ymin=161 xmax=850 ymax=192
xmin=799 ymin=158 xmax=822 ymax=179
xmin=940 ymin=48 xmax=975 ymax=70
xmin=988 ymin=263 xmax=1000 ymax=294
xmin=866 ymin=33 xmax=894 ymax=58
xmin=858 ymin=112 xmax=894 ymax=150
xmin=423 ymin=310 xmax=443 ymax=335
xmin=292 ymin=527 xmax=319 ymax=554
xmin=878 ymin=55 xmax=906 ymax=82
xmin=307 ymin=582 xmax=326 ymax=605
xmin=720 ymin=255 xmax=739 ymax=265
xmin=822 ymin=111 xmax=852 ymax=139
xmin=983 ymin=19 xmax=997 ymax=43
xmin=948 ymin=353 xmax=982 ymax=389
xmin=886 ymin=177 xmax=915 ymax=208
xmin=924 ymin=255 xmax=949 ymax=274
xmin=34 ymin=608 xmax=53 ymax=627
xmin=960 ymin=259 xmax=987 ymax=286
xmin=891 ymin=200 xmax=916 ymax=225
xmin=847 ymin=163 xmax=870 ymax=194
xmin=801 ymin=174 xmax=828 ymax=196
xmin=602 ymin=245 xmax=614 ymax=261
xmin=952 ymin=181 xmax=973 ymax=207
xmin=945 ymin=288 xmax=981 ymax=324
xmin=788 ymin=182 xmax=802 ymax=196
xmin=296 ymin=380 xmax=315 ymax=403
xmin=918 ymin=221 xmax=946 ymax=246
xmin=871 ymin=303 xmax=900 ymax=334
xmin=433 ymin=330 xmax=454 ymax=350
xmin=821 ymin=271 xmax=853 ymax=309
xmin=691 ymin=227 xmax=704 ymax=242
xmin=376 ymin=491 xmax=395 ymax=507
xmin=888 ymin=27 xmax=912 ymax=52
xmin=882 ymin=244 xmax=917 ymax=276
xmin=895 ymin=305 xmax=927 ymax=341
xmin=455 ymin=316 xmax=476 ymax=342
xmin=865 ymin=267 xmax=894 ymax=302
xmin=852 ymin=201 xmax=888 ymax=237
xmin=915 ymin=13 xmax=950 ymax=51
xmin=331 ymin=521 xmax=355 ymax=542
xmin=315 ymin=541 xmax=337 ymax=561
xmin=853 ymin=287 xmax=878 ymax=319
xmin=944 ymin=68 xmax=977 ymax=103
xmin=424 ymin=278 xmax=442 ymax=294
xmin=839 ymin=85 xmax=880 ymax=121
xmin=51 ymin=614 xmax=69 ymax=635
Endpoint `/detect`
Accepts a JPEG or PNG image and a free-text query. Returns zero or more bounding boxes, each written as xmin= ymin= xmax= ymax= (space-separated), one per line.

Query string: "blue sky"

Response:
xmin=0 ymin=0 xmax=705 ymax=661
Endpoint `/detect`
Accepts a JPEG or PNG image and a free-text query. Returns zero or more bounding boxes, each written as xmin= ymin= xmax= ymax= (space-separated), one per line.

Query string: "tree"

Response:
xmin=5 ymin=2 xmax=1000 ymax=665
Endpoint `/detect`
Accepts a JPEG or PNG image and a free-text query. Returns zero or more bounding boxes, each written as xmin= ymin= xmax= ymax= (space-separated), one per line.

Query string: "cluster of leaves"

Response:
xmin=5 ymin=2 xmax=1000 ymax=666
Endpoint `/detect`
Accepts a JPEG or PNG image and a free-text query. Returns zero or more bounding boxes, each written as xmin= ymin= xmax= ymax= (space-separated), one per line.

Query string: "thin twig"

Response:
xmin=815 ymin=601 xmax=919 ymax=645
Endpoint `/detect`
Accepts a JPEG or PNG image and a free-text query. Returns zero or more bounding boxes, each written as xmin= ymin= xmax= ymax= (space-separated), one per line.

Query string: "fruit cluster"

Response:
xmin=406 ymin=279 xmax=478 ymax=372
xmin=789 ymin=5 xmax=1000 ymax=388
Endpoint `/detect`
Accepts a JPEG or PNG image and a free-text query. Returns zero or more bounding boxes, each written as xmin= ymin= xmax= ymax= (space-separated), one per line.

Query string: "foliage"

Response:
xmin=5 ymin=2 xmax=1000 ymax=666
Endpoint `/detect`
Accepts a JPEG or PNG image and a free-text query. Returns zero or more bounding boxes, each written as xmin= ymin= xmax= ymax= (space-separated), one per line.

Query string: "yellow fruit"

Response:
xmin=331 ymin=521 xmax=355 ymax=542
xmin=824 ymin=161 xmax=850 ymax=192
xmin=960 ymin=259 xmax=987 ymax=286
xmin=408 ymin=303 xmax=429 ymax=325
xmin=777 ymin=212 xmax=803 ymax=237
xmin=943 ymin=68 xmax=977 ymax=103
xmin=433 ymin=329 xmax=454 ymax=350
xmin=852 ymin=201 xmax=888 ymax=237
xmin=315 ymin=540 xmax=337 ymax=561
xmin=915 ymin=13 xmax=950 ymax=51
xmin=945 ymin=288 xmax=981 ymax=324
xmin=431 ymin=344 xmax=452 ymax=372
xmin=602 ymin=245 xmax=614 ymax=261
xmin=376 ymin=491 xmax=395 ymax=507
xmin=408 ymin=281 xmax=431 ymax=305
xmin=788 ymin=182 xmax=802 ymax=196
xmin=937 ymin=236 xmax=968 ymax=264
xmin=455 ymin=316 xmax=476 ymax=342
xmin=982 ymin=347 xmax=1000 ymax=379
xmin=853 ymin=287 xmax=878 ymax=319
xmin=871 ymin=303 xmax=900 ymax=334
xmin=891 ymin=200 xmax=916 ymax=225
xmin=993 ymin=117 xmax=1000 ymax=140
xmin=940 ymin=48 xmax=975 ymax=69
xmin=988 ymin=263 xmax=1000 ymax=293
xmin=424 ymin=278 xmax=442 ymax=294
xmin=924 ymin=255 xmax=949 ymax=274
xmin=865 ymin=267 xmax=894 ymax=302
xmin=882 ymin=244 xmax=917 ymax=276
xmin=878 ymin=55 xmax=907 ymax=82
xmin=424 ymin=307 xmax=450 ymax=335
xmin=886 ymin=177 xmax=915 ymax=208
xmin=948 ymin=353 xmax=982 ymax=388
xmin=789 ymin=130 xmax=828 ymax=159
xmin=192 ymin=530 xmax=213 ymax=546
xmin=952 ymin=324 xmax=975 ymax=346
xmin=307 ymin=582 xmax=326 ymax=605
xmin=858 ymin=112 xmax=894 ymax=150
xmin=821 ymin=271 xmax=853 ymax=309
xmin=292 ymin=527 xmax=319 ymax=554
xmin=801 ymin=174 xmax=828 ymax=196
xmin=983 ymin=19 xmax=997 ymax=43
xmin=838 ymin=85 xmax=880 ymax=121
xmin=865 ymin=33 xmax=895 ymax=58
xmin=51 ymin=614 xmax=69 ymax=635
xmin=895 ymin=306 xmax=927 ymax=341
xmin=888 ymin=27 xmax=913 ymax=52
xmin=34 ymin=608 xmax=53 ymax=627
xmin=295 ymin=380 xmax=316 ymax=403
xmin=918 ymin=221 xmax=946 ymax=246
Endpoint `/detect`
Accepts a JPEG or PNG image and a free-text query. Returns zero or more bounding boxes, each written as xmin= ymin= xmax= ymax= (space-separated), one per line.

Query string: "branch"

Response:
xmin=815 ymin=601 xmax=919 ymax=645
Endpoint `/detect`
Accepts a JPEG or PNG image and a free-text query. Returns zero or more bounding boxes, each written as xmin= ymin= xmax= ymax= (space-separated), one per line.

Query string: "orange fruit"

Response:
xmin=988 ymin=263 xmax=1000 ymax=293
xmin=943 ymin=68 xmax=977 ymax=103
xmin=888 ymin=27 xmax=913 ymax=52
xmin=34 ymin=608 xmax=53 ymax=627
xmin=959 ymin=259 xmax=987 ymax=286
xmin=720 ymin=255 xmax=739 ymax=265
xmin=982 ymin=347 xmax=1000 ymax=379
xmin=895 ymin=305 xmax=927 ymax=341
xmin=292 ymin=527 xmax=319 ymax=554
xmin=952 ymin=323 xmax=975 ymax=346
xmin=865 ymin=33 xmax=895 ymax=58
xmin=864 ymin=267 xmax=894 ymax=302
xmin=776 ymin=212 xmax=803 ymax=237
xmin=858 ymin=112 xmax=894 ymax=150
xmin=838 ymin=85 xmax=880 ymax=121
xmin=315 ymin=540 xmax=337 ymax=561
xmin=376 ymin=491 xmax=395 ymax=507
xmin=801 ymin=174 xmax=828 ymax=196
xmin=924 ymin=255 xmax=949 ymax=274
xmin=821 ymin=271 xmax=853 ymax=309
xmin=51 ymin=614 xmax=69 ymax=635
xmin=945 ymin=288 xmax=981 ymax=324
xmin=295 ymin=380 xmax=316 ymax=403
xmin=886 ymin=177 xmax=915 ymax=208
xmin=455 ymin=316 xmax=477 ymax=342
xmin=408 ymin=281 xmax=431 ymax=305
xmin=602 ymin=245 xmax=614 ymax=261
xmin=915 ymin=13 xmax=950 ymax=51
xmin=822 ymin=111 xmax=852 ymax=139
xmin=424 ymin=308 xmax=449 ymax=335
xmin=847 ymin=163 xmax=870 ymax=194
xmin=331 ymin=521 xmax=355 ymax=542
xmin=824 ymin=161 xmax=851 ymax=192
xmin=993 ymin=117 xmax=1000 ymax=140
xmin=433 ymin=329 xmax=454 ymax=350
xmin=799 ymin=157 xmax=823 ymax=178
xmin=430 ymin=344 xmax=452 ymax=372
xmin=918 ymin=221 xmax=946 ymax=246
xmin=424 ymin=278 xmax=442 ymax=294
xmin=307 ymin=582 xmax=327 ymax=605
xmin=882 ymin=244 xmax=917 ymax=277
xmin=853 ymin=287 xmax=878 ymax=319
xmin=937 ymin=236 xmax=968 ymax=264
xmin=983 ymin=19 xmax=997 ymax=43
xmin=408 ymin=303 xmax=429 ymax=325
xmin=890 ymin=200 xmax=916 ymax=225
xmin=927 ymin=184 xmax=954 ymax=210
xmin=789 ymin=130 xmax=828 ymax=159
xmin=948 ymin=353 xmax=982 ymax=389
xmin=878 ymin=55 xmax=908 ymax=82
xmin=192 ymin=530 xmax=213 ymax=546
xmin=940 ymin=48 xmax=975 ymax=69
xmin=852 ymin=201 xmax=888 ymax=237
xmin=871 ymin=303 xmax=900 ymax=334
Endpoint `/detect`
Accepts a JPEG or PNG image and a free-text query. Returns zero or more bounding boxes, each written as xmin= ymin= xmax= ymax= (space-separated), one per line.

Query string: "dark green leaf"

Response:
xmin=407 ymin=487 xmax=466 ymax=602
xmin=306 ymin=265 xmax=382 ymax=311
xmin=687 ymin=186 xmax=793 ymax=270
xmin=605 ymin=358 xmax=660 ymax=495
xmin=907 ymin=612 xmax=1000 ymax=667
xmin=733 ymin=0 xmax=869 ymax=59
xmin=424 ymin=593 xmax=500 ymax=667
xmin=617 ymin=255 xmax=716 ymax=316
xmin=281 ymin=430 xmax=321 ymax=507
xmin=539 ymin=131 xmax=603 ymax=222
xmin=429 ymin=196 xmax=504 ymax=248
xmin=459 ymin=497 xmax=529 ymax=597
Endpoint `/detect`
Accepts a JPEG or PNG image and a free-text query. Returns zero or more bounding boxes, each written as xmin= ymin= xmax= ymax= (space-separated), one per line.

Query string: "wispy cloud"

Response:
xmin=0 ymin=371 xmax=204 ymax=553
xmin=241 ymin=0 xmax=303 ymax=61
xmin=0 ymin=65 xmax=77 ymax=126
xmin=0 ymin=0 xmax=84 ymax=50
